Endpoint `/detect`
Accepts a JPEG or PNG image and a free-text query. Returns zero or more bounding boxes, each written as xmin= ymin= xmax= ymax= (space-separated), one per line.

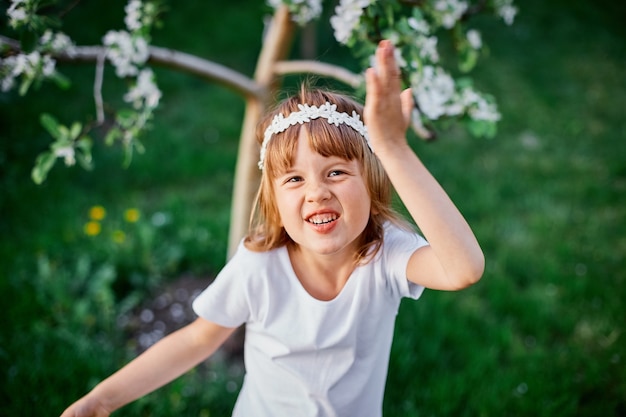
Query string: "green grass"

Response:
xmin=1 ymin=0 xmax=625 ymax=416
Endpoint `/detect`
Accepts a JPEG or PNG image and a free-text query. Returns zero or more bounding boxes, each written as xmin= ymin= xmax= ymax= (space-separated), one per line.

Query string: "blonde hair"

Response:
xmin=244 ymin=85 xmax=408 ymax=264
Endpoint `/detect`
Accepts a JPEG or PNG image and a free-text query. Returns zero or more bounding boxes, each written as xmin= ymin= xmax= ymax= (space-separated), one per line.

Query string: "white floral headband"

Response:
xmin=258 ymin=101 xmax=371 ymax=170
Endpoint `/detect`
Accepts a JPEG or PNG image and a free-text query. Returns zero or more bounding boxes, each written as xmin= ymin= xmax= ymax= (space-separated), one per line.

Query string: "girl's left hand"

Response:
xmin=363 ymin=40 xmax=414 ymax=155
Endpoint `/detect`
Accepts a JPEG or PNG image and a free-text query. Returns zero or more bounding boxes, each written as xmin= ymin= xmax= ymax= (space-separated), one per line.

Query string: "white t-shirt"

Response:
xmin=192 ymin=223 xmax=428 ymax=417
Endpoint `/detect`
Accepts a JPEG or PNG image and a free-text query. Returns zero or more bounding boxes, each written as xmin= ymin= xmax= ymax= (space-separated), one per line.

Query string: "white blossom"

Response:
xmin=124 ymin=69 xmax=161 ymax=109
xmin=12 ymin=51 xmax=40 ymax=77
xmin=40 ymin=30 xmax=76 ymax=55
xmin=268 ymin=0 xmax=322 ymax=25
xmin=103 ymin=30 xmax=149 ymax=77
xmin=466 ymin=29 xmax=482 ymax=49
xmin=1 ymin=50 xmax=58 ymax=92
xmin=408 ymin=16 xmax=430 ymax=34
xmin=434 ymin=0 xmax=468 ymax=29
xmin=494 ymin=0 xmax=518 ymax=25
xmin=7 ymin=0 xmax=28 ymax=28
xmin=394 ymin=47 xmax=407 ymax=68
xmin=413 ymin=65 xmax=461 ymax=120
xmin=416 ymin=35 xmax=439 ymax=62
xmin=124 ymin=0 xmax=143 ymax=31
xmin=54 ymin=146 xmax=76 ymax=166
xmin=1 ymin=75 xmax=15 ymax=92
xmin=291 ymin=0 xmax=323 ymax=25
xmin=498 ymin=5 xmax=518 ymax=25
xmin=41 ymin=55 xmax=56 ymax=76
xmin=461 ymin=87 xmax=501 ymax=121
xmin=330 ymin=0 xmax=373 ymax=44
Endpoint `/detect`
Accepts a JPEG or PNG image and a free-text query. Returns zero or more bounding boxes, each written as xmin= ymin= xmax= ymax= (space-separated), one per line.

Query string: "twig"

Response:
xmin=94 ymin=51 xmax=105 ymax=125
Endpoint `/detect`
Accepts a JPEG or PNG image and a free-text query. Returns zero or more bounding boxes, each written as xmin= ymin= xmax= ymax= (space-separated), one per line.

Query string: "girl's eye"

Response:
xmin=286 ymin=176 xmax=303 ymax=183
xmin=329 ymin=170 xmax=345 ymax=177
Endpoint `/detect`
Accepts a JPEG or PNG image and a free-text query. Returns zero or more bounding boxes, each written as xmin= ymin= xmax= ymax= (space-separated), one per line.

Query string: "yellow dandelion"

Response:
xmin=84 ymin=221 xmax=101 ymax=236
xmin=112 ymin=230 xmax=126 ymax=244
xmin=124 ymin=208 xmax=141 ymax=223
xmin=89 ymin=205 xmax=106 ymax=221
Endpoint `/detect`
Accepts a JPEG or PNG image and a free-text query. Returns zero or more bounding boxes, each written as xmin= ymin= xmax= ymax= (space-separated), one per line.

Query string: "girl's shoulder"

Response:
xmin=382 ymin=221 xmax=426 ymax=248
xmin=224 ymin=240 xmax=288 ymax=277
xmin=376 ymin=221 xmax=429 ymax=267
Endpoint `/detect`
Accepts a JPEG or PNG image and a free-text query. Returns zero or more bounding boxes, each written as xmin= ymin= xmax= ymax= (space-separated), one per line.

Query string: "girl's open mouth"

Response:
xmin=306 ymin=213 xmax=338 ymax=225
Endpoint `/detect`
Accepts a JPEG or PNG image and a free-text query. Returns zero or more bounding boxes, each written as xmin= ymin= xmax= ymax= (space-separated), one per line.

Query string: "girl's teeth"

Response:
xmin=309 ymin=215 xmax=336 ymax=225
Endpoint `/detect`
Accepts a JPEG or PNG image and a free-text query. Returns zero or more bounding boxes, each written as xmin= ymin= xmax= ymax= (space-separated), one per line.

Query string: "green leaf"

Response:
xmin=31 ymin=151 xmax=57 ymax=184
xmin=58 ymin=124 xmax=70 ymax=139
xmin=40 ymin=113 xmax=62 ymax=139
xmin=76 ymin=137 xmax=94 ymax=170
xmin=122 ymin=141 xmax=134 ymax=168
xmin=76 ymin=153 xmax=94 ymax=171
xmin=76 ymin=136 xmax=93 ymax=153
xmin=104 ymin=127 xmax=122 ymax=146
xmin=50 ymin=72 xmax=71 ymax=90
xmin=466 ymin=119 xmax=497 ymax=138
xmin=18 ymin=77 xmax=34 ymax=96
xmin=69 ymin=122 xmax=82 ymax=140
xmin=455 ymin=77 xmax=473 ymax=89
xmin=116 ymin=109 xmax=137 ymax=128
xmin=459 ymin=47 xmax=478 ymax=73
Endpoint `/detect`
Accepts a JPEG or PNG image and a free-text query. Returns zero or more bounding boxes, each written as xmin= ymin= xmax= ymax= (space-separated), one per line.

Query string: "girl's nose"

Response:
xmin=305 ymin=179 xmax=331 ymax=202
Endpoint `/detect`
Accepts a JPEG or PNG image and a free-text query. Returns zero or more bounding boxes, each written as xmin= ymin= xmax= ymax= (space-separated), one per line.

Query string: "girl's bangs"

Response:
xmin=264 ymin=120 xmax=367 ymax=176
xmin=264 ymin=124 xmax=301 ymax=176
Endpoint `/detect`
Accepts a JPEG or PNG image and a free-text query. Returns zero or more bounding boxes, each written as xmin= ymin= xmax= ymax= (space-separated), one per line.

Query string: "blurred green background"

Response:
xmin=1 ymin=0 xmax=625 ymax=416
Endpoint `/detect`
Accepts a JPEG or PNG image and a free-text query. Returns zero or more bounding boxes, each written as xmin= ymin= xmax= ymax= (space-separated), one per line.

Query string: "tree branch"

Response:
xmin=273 ymin=60 xmax=363 ymax=88
xmin=0 ymin=35 xmax=265 ymax=99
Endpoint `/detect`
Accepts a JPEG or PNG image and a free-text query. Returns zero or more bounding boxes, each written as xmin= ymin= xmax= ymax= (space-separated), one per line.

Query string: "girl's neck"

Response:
xmin=287 ymin=244 xmax=357 ymax=301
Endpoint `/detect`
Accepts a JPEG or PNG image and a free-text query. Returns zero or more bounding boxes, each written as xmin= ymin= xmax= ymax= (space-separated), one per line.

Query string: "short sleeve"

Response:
xmin=192 ymin=243 xmax=252 ymax=328
xmin=381 ymin=224 xmax=429 ymax=300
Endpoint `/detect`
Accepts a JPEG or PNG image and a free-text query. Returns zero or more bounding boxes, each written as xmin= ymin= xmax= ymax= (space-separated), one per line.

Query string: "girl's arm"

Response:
xmin=60 ymin=318 xmax=236 ymax=417
xmin=364 ymin=40 xmax=485 ymax=291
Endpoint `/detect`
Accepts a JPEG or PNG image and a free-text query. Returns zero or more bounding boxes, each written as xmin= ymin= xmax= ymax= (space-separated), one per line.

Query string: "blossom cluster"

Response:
xmin=267 ymin=0 xmax=322 ymax=26
xmin=100 ymin=0 xmax=162 ymax=155
xmin=2 ymin=0 xmax=162 ymax=181
xmin=270 ymin=0 xmax=515 ymax=134
xmin=494 ymin=0 xmax=518 ymax=25
xmin=433 ymin=0 xmax=468 ymax=29
xmin=1 ymin=30 xmax=74 ymax=93
xmin=103 ymin=30 xmax=150 ymax=77
xmin=329 ymin=0 xmax=374 ymax=45
xmin=3 ymin=0 xmax=76 ymax=93
xmin=124 ymin=68 xmax=161 ymax=110
xmin=123 ymin=0 xmax=161 ymax=35
xmin=1 ymin=51 xmax=51 ymax=92
xmin=103 ymin=1 xmax=161 ymax=108
xmin=39 ymin=30 xmax=76 ymax=54
xmin=6 ymin=0 xmax=32 ymax=29
xmin=412 ymin=66 xmax=500 ymax=122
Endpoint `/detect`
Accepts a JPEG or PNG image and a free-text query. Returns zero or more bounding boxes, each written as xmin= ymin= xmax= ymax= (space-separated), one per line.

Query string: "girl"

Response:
xmin=60 ymin=40 xmax=484 ymax=417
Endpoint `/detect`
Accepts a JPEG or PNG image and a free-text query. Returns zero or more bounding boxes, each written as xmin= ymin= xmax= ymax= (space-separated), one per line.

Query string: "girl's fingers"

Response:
xmin=376 ymin=40 xmax=401 ymax=90
xmin=364 ymin=40 xmax=409 ymax=137
xmin=400 ymin=88 xmax=414 ymax=128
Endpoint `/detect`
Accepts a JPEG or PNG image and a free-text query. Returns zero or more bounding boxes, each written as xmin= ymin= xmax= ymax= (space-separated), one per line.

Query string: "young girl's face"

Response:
xmin=272 ymin=129 xmax=372 ymax=260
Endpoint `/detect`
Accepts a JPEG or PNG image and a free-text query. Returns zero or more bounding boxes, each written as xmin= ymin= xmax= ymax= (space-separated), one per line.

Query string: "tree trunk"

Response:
xmin=227 ymin=5 xmax=295 ymax=258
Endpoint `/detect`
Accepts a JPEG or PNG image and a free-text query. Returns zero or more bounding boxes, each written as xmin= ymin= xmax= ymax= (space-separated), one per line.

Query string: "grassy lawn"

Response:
xmin=1 ymin=0 xmax=625 ymax=416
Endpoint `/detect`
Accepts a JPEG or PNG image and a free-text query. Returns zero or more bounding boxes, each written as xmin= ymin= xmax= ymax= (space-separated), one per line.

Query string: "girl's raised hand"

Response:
xmin=363 ymin=40 xmax=414 ymax=155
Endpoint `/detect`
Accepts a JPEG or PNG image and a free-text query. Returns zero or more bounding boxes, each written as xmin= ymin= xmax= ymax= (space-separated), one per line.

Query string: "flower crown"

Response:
xmin=258 ymin=101 xmax=371 ymax=170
